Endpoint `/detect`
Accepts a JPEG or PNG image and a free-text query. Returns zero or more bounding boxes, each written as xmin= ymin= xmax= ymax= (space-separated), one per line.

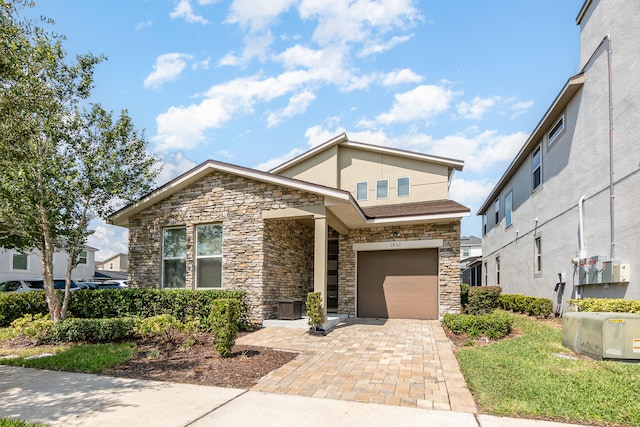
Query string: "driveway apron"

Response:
xmin=236 ymin=318 xmax=477 ymax=413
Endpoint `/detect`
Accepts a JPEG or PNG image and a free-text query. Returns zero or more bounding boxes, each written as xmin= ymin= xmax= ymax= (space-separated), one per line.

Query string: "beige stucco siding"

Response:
xmin=338 ymin=147 xmax=449 ymax=206
xmin=276 ymin=145 xmax=338 ymax=188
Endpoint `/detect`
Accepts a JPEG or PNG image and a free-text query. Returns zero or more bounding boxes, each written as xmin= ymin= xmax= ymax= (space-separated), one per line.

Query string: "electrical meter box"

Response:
xmin=579 ymin=256 xmax=605 ymax=285
xmin=602 ymin=261 xmax=630 ymax=283
xmin=562 ymin=312 xmax=640 ymax=361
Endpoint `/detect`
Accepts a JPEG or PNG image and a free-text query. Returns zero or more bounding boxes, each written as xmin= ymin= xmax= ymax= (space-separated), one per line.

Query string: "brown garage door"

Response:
xmin=357 ymin=248 xmax=438 ymax=319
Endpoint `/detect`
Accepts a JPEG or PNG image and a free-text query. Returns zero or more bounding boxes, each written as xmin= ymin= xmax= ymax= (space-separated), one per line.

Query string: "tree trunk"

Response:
xmin=40 ymin=219 xmax=62 ymax=322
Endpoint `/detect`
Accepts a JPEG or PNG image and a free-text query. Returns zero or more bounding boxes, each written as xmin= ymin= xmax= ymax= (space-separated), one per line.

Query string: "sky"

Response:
xmin=23 ymin=0 xmax=584 ymax=261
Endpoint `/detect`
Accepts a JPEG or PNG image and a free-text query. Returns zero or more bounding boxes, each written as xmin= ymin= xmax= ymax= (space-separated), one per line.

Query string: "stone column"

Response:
xmin=314 ymin=215 xmax=328 ymax=317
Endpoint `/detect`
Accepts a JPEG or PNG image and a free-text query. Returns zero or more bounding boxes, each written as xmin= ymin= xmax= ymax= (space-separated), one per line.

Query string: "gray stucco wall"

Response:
xmin=482 ymin=0 xmax=640 ymax=312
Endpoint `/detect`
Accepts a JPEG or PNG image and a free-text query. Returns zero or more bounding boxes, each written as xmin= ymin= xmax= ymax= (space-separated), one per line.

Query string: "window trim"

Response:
xmin=78 ymin=250 xmax=87 ymax=265
xmin=482 ymin=214 xmax=487 ymax=235
xmin=195 ymin=223 xmax=223 ymax=289
xmin=483 ymin=261 xmax=488 ymax=286
xmin=396 ymin=176 xmax=410 ymax=197
xmin=547 ymin=115 xmax=565 ymax=147
xmin=532 ymin=145 xmax=542 ymax=191
xmin=505 ymin=191 xmax=513 ymax=228
xmin=495 ymin=256 xmax=501 ymax=286
xmin=376 ymin=179 xmax=389 ymax=199
xmin=534 ymin=236 xmax=542 ymax=275
xmin=494 ymin=198 xmax=500 ymax=225
xmin=161 ymin=226 xmax=187 ymax=289
xmin=11 ymin=252 xmax=28 ymax=271
xmin=356 ymin=181 xmax=368 ymax=201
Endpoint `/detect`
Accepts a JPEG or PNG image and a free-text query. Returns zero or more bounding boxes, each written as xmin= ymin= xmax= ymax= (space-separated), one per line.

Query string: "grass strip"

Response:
xmin=456 ymin=313 xmax=640 ymax=426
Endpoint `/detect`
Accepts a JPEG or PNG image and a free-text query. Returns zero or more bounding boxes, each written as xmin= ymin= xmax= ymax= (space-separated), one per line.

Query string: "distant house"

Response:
xmin=110 ymin=134 xmax=469 ymax=322
xmin=477 ymin=0 xmax=639 ymax=314
xmin=460 ymin=236 xmax=482 ymax=287
xmin=97 ymin=253 xmax=128 ymax=272
xmin=0 ymin=247 xmax=97 ymax=283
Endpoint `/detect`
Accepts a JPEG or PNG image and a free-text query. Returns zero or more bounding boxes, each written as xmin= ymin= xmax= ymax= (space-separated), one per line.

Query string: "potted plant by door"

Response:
xmin=306 ymin=292 xmax=326 ymax=336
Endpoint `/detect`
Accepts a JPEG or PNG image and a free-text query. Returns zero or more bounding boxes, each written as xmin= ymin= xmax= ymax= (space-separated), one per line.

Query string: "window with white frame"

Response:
xmin=496 ymin=256 xmax=501 ymax=285
xmin=12 ymin=253 xmax=28 ymax=271
xmin=78 ymin=250 xmax=87 ymax=265
xmin=494 ymin=198 xmax=500 ymax=225
xmin=547 ymin=115 xmax=564 ymax=146
xmin=162 ymin=227 xmax=187 ymax=288
xmin=505 ymin=191 xmax=513 ymax=227
xmin=109 ymin=262 xmax=114 ymax=270
xmin=376 ymin=179 xmax=388 ymax=199
xmin=356 ymin=181 xmax=368 ymax=200
xmin=396 ymin=177 xmax=410 ymax=197
xmin=483 ymin=261 xmax=488 ymax=286
xmin=482 ymin=214 xmax=487 ymax=235
xmin=462 ymin=247 xmax=470 ymax=257
xmin=532 ymin=146 xmax=542 ymax=190
xmin=196 ymin=224 xmax=223 ymax=288
xmin=534 ymin=236 xmax=542 ymax=273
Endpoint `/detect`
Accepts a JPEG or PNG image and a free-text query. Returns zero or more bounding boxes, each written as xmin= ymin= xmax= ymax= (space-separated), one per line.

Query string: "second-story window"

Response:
xmin=396 ymin=177 xmax=410 ymax=197
xmin=548 ymin=115 xmax=564 ymax=146
xmin=505 ymin=191 xmax=513 ymax=227
xmin=12 ymin=253 xmax=28 ymax=271
xmin=532 ymin=146 xmax=542 ymax=191
xmin=356 ymin=181 xmax=368 ymax=201
xmin=494 ymin=198 xmax=499 ymax=225
xmin=376 ymin=179 xmax=388 ymax=199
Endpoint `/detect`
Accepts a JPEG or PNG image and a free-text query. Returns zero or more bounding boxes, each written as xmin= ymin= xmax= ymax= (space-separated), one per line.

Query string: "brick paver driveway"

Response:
xmin=236 ymin=318 xmax=477 ymax=413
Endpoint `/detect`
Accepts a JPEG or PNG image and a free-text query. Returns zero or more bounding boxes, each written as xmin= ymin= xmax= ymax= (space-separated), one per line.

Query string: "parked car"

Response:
xmin=0 ymin=279 xmax=80 ymax=293
xmin=97 ymin=281 xmax=126 ymax=289
xmin=76 ymin=281 xmax=100 ymax=290
xmin=100 ymin=280 xmax=128 ymax=288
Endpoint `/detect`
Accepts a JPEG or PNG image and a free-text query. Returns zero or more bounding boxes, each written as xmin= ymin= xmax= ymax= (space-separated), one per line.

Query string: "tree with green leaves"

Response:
xmin=0 ymin=0 xmax=159 ymax=321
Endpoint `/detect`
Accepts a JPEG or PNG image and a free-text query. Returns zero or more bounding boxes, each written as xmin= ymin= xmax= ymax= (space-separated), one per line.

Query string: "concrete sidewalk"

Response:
xmin=0 ymin=366 xmax=592 ymax=427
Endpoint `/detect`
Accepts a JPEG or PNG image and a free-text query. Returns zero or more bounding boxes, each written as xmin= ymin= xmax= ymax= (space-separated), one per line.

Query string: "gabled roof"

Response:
xmin=362 ymin=200 xmax=469 ymax=220
xmin=109 ymin=159 xmax=357 ymax=227
xmin=269 ymin=133 xmax=464 ymax=174
xmin=477 ymin=73 xmax=585 ymax=215
xmin=461 ymin=235 xmax=482 ymax=245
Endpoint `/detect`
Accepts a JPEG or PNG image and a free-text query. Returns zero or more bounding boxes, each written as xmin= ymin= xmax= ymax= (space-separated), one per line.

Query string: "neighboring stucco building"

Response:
xmin=110 ymin=134 xmax=469 ymax=322
xmin=98 ymin=253 xmax=129 ymax=272
xmin=478 ymin=0 xmax=639 ymax=314
xmin=460 ymin=236 xmax=482 ymax=287
xmin=0 ymin=247 xmax=97 ymax=282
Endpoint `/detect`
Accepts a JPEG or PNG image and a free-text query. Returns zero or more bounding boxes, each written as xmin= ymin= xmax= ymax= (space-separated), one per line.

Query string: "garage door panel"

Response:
xmin=357 ymin=249 xmax=438 ymax=320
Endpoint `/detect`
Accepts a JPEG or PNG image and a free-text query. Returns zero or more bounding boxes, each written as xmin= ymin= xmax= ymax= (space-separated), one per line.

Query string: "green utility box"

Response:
xmin=562 ymin=312 xmax=640 ymax=361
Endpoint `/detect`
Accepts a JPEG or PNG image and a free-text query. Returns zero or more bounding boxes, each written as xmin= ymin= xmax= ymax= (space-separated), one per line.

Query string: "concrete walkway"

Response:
xmin=237 ymin=318 xmax=476 ymax=412
xmin=0 ymin=365 xmax=592 ymax=427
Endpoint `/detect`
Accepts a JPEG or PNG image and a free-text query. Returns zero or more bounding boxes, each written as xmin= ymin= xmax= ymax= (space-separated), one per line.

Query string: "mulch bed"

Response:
xmin=101 ymin=330 xmax=299 ymax=389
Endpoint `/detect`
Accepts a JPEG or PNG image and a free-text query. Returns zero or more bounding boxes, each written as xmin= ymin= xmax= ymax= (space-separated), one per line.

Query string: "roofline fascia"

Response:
xmin=477 ymin=73 xmax=585 ymax=215
xmin=363 ymin=211 xmax=470 ymax=225
xmin=110 ymin=160 xmax=352 ymax=226
xmin=576 ymin=0 xmax=593 ymax=25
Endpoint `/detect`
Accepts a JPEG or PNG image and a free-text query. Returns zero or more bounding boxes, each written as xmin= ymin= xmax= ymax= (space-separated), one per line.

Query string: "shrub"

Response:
xmin=467 ymin=286 xmax=502 ymax=315
xmin=499 ymin=294 xmax=553 ymax=317
xmin=10 ymin=313 xmax=54 ymax=341
xmin=48 ymin=318 xmax=137 ymax=343
xmin=443 ymin=312 xmax=513 ymax=339
xmin=209 ymin=299 xmax=240 ymax=358
xmin=568 ymin=298 xmax=640 ymax=313
xmin=460 ymin=284 xmax=470 ymax=312
xmin=134 ymin=314 xmax=198 ymax=344
xmin=305 ymin=292 xmax=324 ymax=331
xmin=0 ymin=288 xmax=251 ymax=328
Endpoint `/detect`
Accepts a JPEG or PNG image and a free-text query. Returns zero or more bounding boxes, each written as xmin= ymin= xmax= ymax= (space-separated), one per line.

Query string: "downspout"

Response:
xmin=578 ymin=196 xmax=587 ymax=259
xmin=605 ymin=35 xmax=615 ymax=260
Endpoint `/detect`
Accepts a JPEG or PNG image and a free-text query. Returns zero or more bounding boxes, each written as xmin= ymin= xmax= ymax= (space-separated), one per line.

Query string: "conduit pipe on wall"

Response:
xmin=578 ymin=196 xmax=587 ymax=260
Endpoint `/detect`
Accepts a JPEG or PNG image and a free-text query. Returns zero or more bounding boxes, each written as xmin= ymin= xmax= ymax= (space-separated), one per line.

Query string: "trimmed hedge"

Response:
xmin=209 ymin=299 xmax=240 ymax=357
xmin=0 ymin=288 xmax=250 ymax=328
xmin=443 ymin=312 xmax=513 ymax=339
xmin=49 ymin=317 xmax=138 ymax=342
xmin=499 ymin=294 xmax=553 ymax=317
xmin=467 ymin=286 xmax=502 ymax=315
xmin=568 ymin=298 xmax=640 ymax=313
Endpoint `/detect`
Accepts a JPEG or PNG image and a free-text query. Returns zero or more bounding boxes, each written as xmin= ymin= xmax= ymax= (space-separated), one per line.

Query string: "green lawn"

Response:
xmin=0 ymin=342 xmax=136 ymax=373
xmin=0 ymin=419 xmax=48 ymax=427
xmin=456 ymin=313 xmax=640 ymax=426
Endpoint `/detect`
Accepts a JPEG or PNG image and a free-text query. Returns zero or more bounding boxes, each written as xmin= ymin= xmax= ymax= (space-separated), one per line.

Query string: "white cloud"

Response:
xmin=135 ymin=20 xmax=152 ymax=31
xmin=510 ymin=99 xmax=534 ymax=118
xmin=359 ymin=34 xmax=413 ymax=57
xmin=381 ymin=68 xmax=423 ymax=86
xmin=170 ymin=0 xmax=210 ymax=24
xmin=144 ymin=53 xmax=193 ymax=89
xmin=267 ymin=90 xmax=317 ymax=127
xmin=449 ymin=177 xmax=496 ymax=211
xmin=375 ymin=84 xmax=458 ymax=124
xmin=219 ymin=33 xmax=275 ymax=66
xmin=254 ymin=147 xmax=305 ymax=171
xmin=226 ymin=0 xmax=297 ymax=32
xmin=155 ymin=151 xmax=198 ymax=186
xmin=87 ymin=219 xmax=129 ymax=262
xmin=192 ymin=58 xmax=210 ymax=70
xmin=298 ymin=0 xmax=420 ymax=46
xmin=457 ymin=96 xmax=502 ymax=120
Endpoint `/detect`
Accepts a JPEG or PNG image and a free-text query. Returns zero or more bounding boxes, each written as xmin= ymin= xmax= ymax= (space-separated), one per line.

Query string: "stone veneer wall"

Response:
xmin=338 ymin=221 xmax=461 ymax=319
xmin=263 ymin=219 xmax=314 ymax=319
xmin=127 ymin=170 xmax=323 ymax=322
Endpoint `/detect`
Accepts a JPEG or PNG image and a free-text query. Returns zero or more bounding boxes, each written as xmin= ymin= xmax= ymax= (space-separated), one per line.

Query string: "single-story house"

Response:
xmin=109 ymin=134 xmax=469 ymax=322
